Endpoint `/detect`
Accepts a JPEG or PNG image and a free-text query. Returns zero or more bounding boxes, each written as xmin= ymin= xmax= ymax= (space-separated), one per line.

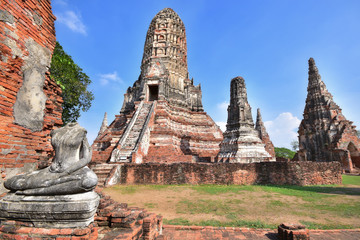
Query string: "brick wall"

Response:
xmin=0 ymin=0 xmax=62 ymax=193
xmin=119 ymin=161 xmax=342 ymax=186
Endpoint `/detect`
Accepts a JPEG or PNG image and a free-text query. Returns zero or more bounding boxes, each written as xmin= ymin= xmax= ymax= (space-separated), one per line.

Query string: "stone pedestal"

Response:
xmin=219 ymin=128 xmax=273 ymax=163
xmin=0 ymin=191 xmax=99 ymax=228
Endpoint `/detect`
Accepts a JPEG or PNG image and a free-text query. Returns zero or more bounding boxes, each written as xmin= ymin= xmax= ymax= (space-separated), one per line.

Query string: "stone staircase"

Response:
xmin=110 ymin=102 xmax=154 ymax=162
xmin=91 ymin=164 xmax=119 ymax=187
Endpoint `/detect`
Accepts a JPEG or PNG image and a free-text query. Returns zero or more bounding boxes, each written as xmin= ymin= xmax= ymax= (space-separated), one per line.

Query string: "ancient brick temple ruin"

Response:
xmin=0 ymin=0 xmax=63 ymax=193
xmin=217 ymin=77 xmax=275 ymax=163
xmin=295 ymin=58 xmax=360 ymax=172
xmin=92 ymin=8 xmax=223 ymax=166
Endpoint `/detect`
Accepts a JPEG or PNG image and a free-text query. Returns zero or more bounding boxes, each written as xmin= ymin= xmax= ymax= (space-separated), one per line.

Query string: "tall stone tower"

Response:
xmin=92 ymin=8 xmax=223 ymax=174
xmin=227 ymin=77 xmax=254 ymax=131
xmin=121 ymin=8 xmax=203 ymax=113
xmin=217 ymin=77 xmax=274 ymax=163
xmin=296 ymin=58 xmax=360 ymax=172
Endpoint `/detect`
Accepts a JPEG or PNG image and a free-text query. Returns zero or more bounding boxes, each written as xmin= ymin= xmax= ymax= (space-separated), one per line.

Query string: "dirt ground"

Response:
xmin=103 ymin=185 xmax=360 ymax=228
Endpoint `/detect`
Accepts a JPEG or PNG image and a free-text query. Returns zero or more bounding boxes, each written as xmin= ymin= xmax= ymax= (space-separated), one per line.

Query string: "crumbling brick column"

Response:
xmin=0 ymin=0 xmax=63 ymax=193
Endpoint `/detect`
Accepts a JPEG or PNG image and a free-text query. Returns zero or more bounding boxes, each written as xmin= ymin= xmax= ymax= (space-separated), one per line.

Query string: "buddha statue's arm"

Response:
xmin=61 ymin=137 xmax=92 ymax=176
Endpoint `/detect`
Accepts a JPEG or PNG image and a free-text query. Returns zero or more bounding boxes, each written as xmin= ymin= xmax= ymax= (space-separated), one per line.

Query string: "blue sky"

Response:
xmin=52 ymin=0 xmax=360 ymax=149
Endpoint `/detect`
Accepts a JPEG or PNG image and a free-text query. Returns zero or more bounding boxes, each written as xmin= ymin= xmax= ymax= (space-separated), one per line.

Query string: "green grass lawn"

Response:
xmin=342 ymin=174 xmax=360 ymax=185
xmin=104 ymin=174 xmax=360 ymax=229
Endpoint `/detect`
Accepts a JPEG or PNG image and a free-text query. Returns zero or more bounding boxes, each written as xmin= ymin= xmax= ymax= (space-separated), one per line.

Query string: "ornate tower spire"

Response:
xmin=227 ymin=76 xmax=254 ymax=131
xmin=141 ymin=8 xmax=188 ymax=90
xmin=255 ymin=108 xmax=263 ymax=132
xmin=97 ymin=112 xmax=108 ymax=137
xmin=305 ymin=58 xmax=337 ymax=114
xmin=255 ymin=108 xmax=275 ymax=159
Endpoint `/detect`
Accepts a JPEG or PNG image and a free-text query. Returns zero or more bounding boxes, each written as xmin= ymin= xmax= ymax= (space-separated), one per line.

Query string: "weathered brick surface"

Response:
xmin=0 ymin=220 xmax=98 ymax=239
xmin=162 ymin=225 xmax=360 ymax=240
xmin=119 ymin=161 xmax=342 ymax=186
xmin=144 ymin=100 xmax=223 ymax=162
xmin=92 ymin=113 xmax=133 ymax=163
xmin=94 ymin=188 xmax=163 ymax=240
xmin=162 ymin=225 xmax=278 ymax=240
xmin=92 ymin=100 xmax=223 ymax=164
xmin=0 ymin=0 xmax=62 ymax=191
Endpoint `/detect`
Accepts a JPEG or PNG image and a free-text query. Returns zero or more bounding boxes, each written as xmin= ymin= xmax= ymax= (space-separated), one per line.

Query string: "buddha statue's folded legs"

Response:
xmin=5 ymin=166 xmax=98 ymax=195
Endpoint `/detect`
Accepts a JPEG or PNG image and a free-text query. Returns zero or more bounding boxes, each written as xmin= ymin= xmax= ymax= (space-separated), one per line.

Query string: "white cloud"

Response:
xmin=264 ymin=112 xmax=301 ymax=149
xmin=56 ymin=11 xmax=87 ymax=35
xmin=99 ymin=71 xmax=123 ymax=86
xmin=217 ymin=101 xmax=229 ymax=112
xmin=213 ymin=102 xmax=228 ymax=132
xmin=54 ymin=0 xmax=68 ymax=6
xmin=216 ymin=121 xmax=226 ymax=132
xmin=214 ymin=101 xmax=228 ymax=119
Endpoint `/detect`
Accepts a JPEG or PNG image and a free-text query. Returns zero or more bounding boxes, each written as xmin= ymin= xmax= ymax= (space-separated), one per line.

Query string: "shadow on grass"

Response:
xmin=265 ymin=233 xmax=278 ymax=240
xmin=264 ymin=184 xmax=360 ymax=196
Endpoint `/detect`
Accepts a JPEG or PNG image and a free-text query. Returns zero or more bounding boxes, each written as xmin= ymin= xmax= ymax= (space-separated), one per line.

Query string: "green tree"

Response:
xmin=50 ymin=42 xmax=94 ymax=124
xmin=274 ymin=147 xmax=296 ymax=159
xmin=290 ymin=139 xmax=299 ymax=151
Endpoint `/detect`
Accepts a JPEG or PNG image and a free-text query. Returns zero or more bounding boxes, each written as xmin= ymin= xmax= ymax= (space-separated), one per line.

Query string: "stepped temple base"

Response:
xmin=0 ymin=191 xmax=99 ymax=228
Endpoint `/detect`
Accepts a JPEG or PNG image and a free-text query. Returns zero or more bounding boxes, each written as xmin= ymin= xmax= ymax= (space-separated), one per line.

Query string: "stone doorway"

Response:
xmin=348 ymin=142 xmax=360 ymax=169
xmin=148 ymin=85 xmax=159 ymax=101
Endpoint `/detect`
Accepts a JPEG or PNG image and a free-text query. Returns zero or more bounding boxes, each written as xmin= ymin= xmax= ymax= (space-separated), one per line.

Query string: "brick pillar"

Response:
xmin=278 ymin=223 xmax=310 ymax=240
xmin=0 ymin=0 xmax=63 ymax=193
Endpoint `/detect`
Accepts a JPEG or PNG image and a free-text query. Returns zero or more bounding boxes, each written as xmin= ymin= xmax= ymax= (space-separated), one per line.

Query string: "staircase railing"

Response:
xmin=109 ymin=101 xmax=144 ymax=162
xmin=131 ymin=101 xmax=156 ymax=158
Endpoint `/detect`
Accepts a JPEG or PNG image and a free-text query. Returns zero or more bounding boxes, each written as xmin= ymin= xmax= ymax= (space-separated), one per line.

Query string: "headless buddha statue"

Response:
xmin=4 ymin=122 xmax=98 ymax=195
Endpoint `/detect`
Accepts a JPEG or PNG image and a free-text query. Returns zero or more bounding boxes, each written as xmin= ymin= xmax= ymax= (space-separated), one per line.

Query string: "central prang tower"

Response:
xmin=121 ymin=8 xmax=203 ymax=113
xmin=92 ymin=8 xmax=223 ymax=175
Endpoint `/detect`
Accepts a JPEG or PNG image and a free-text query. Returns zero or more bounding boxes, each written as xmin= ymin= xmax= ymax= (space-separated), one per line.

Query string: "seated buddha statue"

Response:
xmin=4 ymin=122 xmax=98 ymax=195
